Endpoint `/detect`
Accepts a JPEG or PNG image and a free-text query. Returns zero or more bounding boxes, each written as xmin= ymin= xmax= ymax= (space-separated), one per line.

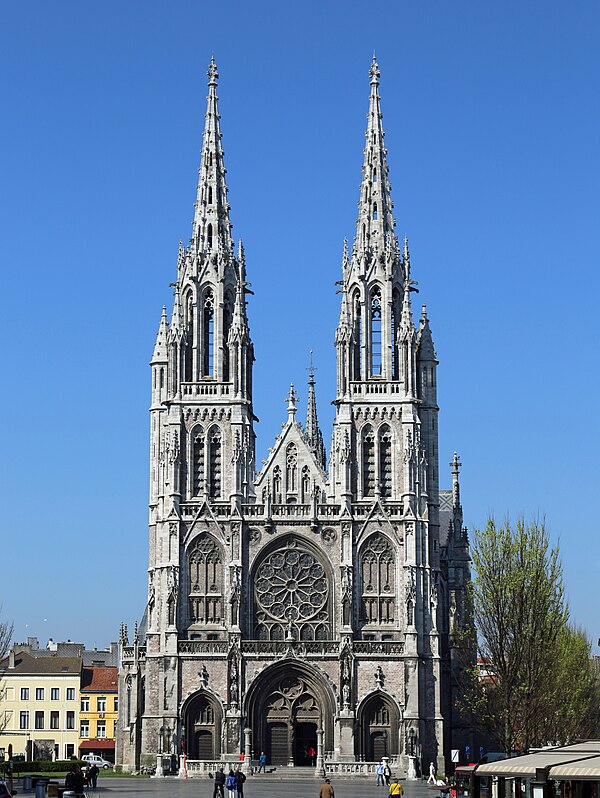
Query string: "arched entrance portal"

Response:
xmin=356 ymin=692 xmax=401 ymax=761
xmin=183 ymin=691 xmax=222 ymax=760
xmin=246 ymin=662 xmax=334 ymax=766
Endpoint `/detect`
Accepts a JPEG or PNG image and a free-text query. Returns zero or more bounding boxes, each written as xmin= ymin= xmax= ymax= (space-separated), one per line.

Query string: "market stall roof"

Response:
xmin=549 ymin=755 xmax=600 ymax=781
xmin=477 ymin=752 xmax=598 ymax=777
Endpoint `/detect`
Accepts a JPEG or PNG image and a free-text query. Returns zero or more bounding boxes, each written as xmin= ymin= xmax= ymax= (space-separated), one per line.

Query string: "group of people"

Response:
xmin=64 ymin=763 xmax=99 ymax=795
xmin=212 ymin=767 xmax=247 ymax=798
xmin=374 ymin=762 xmax=404 ymax=797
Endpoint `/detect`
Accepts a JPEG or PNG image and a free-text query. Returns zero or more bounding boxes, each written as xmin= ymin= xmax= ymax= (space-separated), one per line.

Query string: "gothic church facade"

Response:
xmin=117 ymin=58 xmax=471 ymax=774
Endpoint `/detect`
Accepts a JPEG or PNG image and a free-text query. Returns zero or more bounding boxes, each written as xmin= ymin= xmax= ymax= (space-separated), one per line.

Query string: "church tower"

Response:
xmin=118 ymin=58 xmax=470 ymax=777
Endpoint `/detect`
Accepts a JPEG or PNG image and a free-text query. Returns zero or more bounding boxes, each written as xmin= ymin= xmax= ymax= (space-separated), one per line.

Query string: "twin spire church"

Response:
xmin=117 ymin=58 xmax=471 ymax=774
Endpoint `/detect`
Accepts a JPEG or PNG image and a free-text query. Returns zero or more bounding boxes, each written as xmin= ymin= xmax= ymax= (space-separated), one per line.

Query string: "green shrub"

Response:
xmin=10 ymin=760 xmax=85 ymax=774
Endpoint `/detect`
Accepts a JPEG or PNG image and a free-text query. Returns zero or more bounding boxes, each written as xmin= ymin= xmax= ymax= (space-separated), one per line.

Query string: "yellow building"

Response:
xmin=79 ymin=667 xmax=118 ymax=763
xmin=0 ymin=649 xmax=81 ymax=761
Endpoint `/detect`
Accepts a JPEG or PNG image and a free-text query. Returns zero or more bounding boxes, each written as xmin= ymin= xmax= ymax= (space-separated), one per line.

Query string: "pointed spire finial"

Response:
xmin=285 ymin=383 xmax=298 ymax=423
xmin=450 ymin=452 xmax=462 ymax=508
xmin=207 ymin=56 xmax=218 ymax=86
xmin=370 ymin=54 xmax=380 ymax=84
xmin=305 ymin=354 xmax=326 ymax=468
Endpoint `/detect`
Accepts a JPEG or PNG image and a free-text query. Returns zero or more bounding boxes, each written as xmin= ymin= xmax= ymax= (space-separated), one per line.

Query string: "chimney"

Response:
xmin=9 ymin=648 xmax=15 ymax=669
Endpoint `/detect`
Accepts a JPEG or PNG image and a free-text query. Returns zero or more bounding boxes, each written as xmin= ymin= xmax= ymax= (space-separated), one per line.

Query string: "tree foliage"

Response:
xmin=457 ymin=518 xmax=600 ymax=753
xmin=0 ymin=606 xmax=14 ymax=732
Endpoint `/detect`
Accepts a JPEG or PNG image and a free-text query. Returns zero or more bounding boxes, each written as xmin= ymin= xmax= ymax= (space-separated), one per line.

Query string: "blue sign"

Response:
xmin=465 ymin=746 xmax=471 ymax=757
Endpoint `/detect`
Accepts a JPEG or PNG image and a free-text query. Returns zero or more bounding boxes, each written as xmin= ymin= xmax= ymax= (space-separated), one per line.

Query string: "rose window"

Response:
xmin=254 ymin=542 xmax=330 ymax=640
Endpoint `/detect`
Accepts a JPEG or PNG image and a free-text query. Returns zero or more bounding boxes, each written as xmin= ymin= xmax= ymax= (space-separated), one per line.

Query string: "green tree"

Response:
xmin=457 ymin=518 xmax=588 ymax=754
xmin=0 ymin=607 xmax=14 ymax=732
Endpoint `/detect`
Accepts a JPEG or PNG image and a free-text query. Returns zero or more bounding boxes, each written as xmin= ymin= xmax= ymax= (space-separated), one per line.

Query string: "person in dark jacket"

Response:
xmin=235 ymin=768 xmax=246 ymax=798
xmin=88 ymin=764 xmax=99 ymax=788
xmin=213 ymin=768 xmax=226 ymax=798
xmin=65 ymin=765 xmax=85 ymax=796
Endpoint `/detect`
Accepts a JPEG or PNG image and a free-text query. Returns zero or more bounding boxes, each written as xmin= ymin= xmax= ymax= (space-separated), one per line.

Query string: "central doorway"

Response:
xmin=294 ymin=722 xmax=318 ymax=765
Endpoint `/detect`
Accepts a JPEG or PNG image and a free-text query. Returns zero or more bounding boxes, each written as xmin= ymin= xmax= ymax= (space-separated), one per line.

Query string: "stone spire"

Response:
xmin=151 ymin=306 xmax=169 ymax=364
xmin=417 ymin=303 xmax=436 ymax=362
xmin=305 ymin=353 xmax=327 ymax=469
xmin=450 ymin=452 xmax=462 ymax=509
xmin=192 ymin=57 xmax=233 ymax=255
xmin=353 ymin=55 xmax=397 ymax=260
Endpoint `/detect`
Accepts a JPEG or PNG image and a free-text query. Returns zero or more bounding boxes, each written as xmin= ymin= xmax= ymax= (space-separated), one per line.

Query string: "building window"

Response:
xmin=80 ymin=721 xmax=90 ymax=737
xmin=208 ymin=427 xmax=222 ymax=499
xmin=35 ymin=688 xmax=44 ymax=701
xmin=34 ymin=711 xmax=44 ymax=729
xmin=285 ymin=443 xmax=298 ymax=494
xmin=379 ymin=426 xmax=392 ymax=498
xmin=50 ymin=711 xmax=59 ymax=730
xmin=360 ymin=533 xmax=396 ymax=625
xmin=66 ymin=688 xmax=75 ymax=701
xmin=353 ymin=293 xmax=362 ymax=379
xmin=362 ymin=426 xmax=375 ymax=497
xmin=273 ymin=465 xmax=282 ymax=500
xmin=192 ymin=428 xmax=205 ymax=497
xmin=114 ymin=696 xmax=118 ymax=712
xmin=370 ymin=286 xmax=382 ymax=376
xmin=66 ymin=711 xmax=75 ymax=730
xmin=97 ymin=721 xmax=106 ymax=739
xmin=19 ymin=711 xmax=29 ymax=730
xmin=188 ymin=534 xmax=224 ymax=625
xmin=50 ymin=688 xmax=59 ymax=701
xmin=81 ymin=697 xmax=89 ymax=712
xmin=20 ymin=688 xmax=29 ymax=701
xmin=97 ymin=697 xmax=106 ymax=712
xmin=202 ymin=290 xmax=215 ymax=377
xmin=65 ymin=744 xmax=74 ymax=759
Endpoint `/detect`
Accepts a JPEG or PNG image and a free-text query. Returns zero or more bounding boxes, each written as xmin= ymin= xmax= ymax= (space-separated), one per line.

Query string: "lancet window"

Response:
xmin=202 ymin=290 xmax=215 ymax=377
xmin=392 ymin=287 xmax=401 ymax=380
xmin=208 ymin=427 xmax=222 ymax=499
xmin=223 ymin=290 xmax=234 ymax=381
xmin=360 ymin=533 xmax=396 ymax=625
xmin=286 ymin=444 xmax=298 ymax=494
xmin=379 ymin=426 xmax=392 ymax=499
xmin=353 ymin=292 xmax=362 ymax=380
xmin=362 ymin=426 xmax=375 ymax=497
xmin=192 ymin=428 xmax=205 ymax=497
xmin=370 ymin=287 xmax=382 ymax=377
xmin=273 ymin=466 xmax=282 ymax=501
xmin=301 ymin=466 xmax=310 ymax=503
xmin=188 ymin=534 xmax=223 ymax=625
xmin=184 ymin=292 xmax=194 ymax=382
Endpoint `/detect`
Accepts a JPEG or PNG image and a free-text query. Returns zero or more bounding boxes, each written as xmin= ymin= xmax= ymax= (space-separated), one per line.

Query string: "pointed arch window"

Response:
xmin=362 ymin=426 xmax=375 ymax=497
xmin=353 ymin=292 xmax=362 ymax=380
xmin=379 ymin=427 xmax=392 ymax=499
xmin=185 ymin=293 xmax=194 ymax=382
xmin=188 ymin=534 xmax=223 ymax=625
xmin=207 ymin=223 xmax=213 ymax=249
xmin=286 ymin=443 xmax=298 ymax=494
xmin=202 ymin=290 xmax=215 ymax=377
xmin=301 ymin=465 xmax=311 ymax=503
xmin=273 ymin=466 xmax=282 ymax=500
xmin=208 ymin=427 xmax=222 ymax=499
xmin=373 ymin=203 xmax=378 ymax=221
xmin=223 ymin=290 xmax=234 ymax=382
xmin=208 ymin=186 xmax=213 ymax=205
xmin=360 ymin=533 xmax=395 ymax=625
xmin=373 ymin=169 xmax=377 ymax=183
xmin=370 ymin=287 xmax=382 ymax=377
xmin=192 ymin=428 xmax=205 ymax=497
xmin=391 ymin=287 xmax=401 ymax=380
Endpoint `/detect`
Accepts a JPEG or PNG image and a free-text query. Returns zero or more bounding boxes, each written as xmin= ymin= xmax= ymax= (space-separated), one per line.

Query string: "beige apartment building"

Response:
xmin=0 ymin=650 xmax=81 ymax=760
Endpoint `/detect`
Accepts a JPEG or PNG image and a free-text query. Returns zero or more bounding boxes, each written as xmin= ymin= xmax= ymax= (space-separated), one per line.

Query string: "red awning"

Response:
xmin=79 ymin=740 xmax=115 ymax=750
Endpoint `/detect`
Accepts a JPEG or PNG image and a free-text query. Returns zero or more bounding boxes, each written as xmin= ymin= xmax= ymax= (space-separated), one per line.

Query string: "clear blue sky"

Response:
xmin=1 ymin=1 xmax=598 ymax=650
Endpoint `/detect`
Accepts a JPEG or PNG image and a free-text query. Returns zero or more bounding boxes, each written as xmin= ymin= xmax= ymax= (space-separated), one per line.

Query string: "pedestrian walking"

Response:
xmin=376 ymin=763 xmax=385 ymax=786
xmin=213 ymin=768 xmax=226 ymax=798
xmin=427 ymin=762 xmax=436 ymax=784
xmin=257 ymin=752 xmax=267 ymax=773
xmin=226 ymin=769 xmax=237 ymax=798
xmin=389 ymin=778 xmax=403 ymax=798
xmin=319 ymin=778 xmax=335 ymax=798
xmin=235 ymin=768 xmax=246 ymax=798
xmin=88 ymin=764 xmax=99 ymax=789
xmin=384 ymin=762 xmax=391 ymax=786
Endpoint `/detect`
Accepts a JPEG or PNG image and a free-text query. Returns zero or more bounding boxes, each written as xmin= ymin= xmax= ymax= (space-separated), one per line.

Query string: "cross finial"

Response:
xmin=307 ymin=350 xmax=317 ymax=381
xmin=450 ymin=451 xmax=462 ymax=474
xmin=207 ymin=56 xmax=219 ymax=86
xmin=285 ymin=383 xmax=297 ymax=422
